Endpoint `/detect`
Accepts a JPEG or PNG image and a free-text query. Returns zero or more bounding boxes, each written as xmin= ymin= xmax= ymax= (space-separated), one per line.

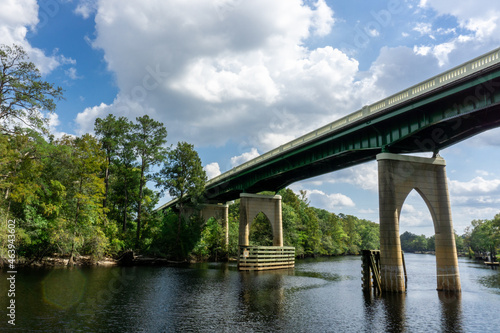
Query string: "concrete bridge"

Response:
xmin=160 ymin=47 xmax=500 ymax=292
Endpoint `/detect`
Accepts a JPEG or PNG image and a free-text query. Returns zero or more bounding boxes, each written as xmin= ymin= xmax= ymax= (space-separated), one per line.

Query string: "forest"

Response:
xmin=399 ymin=215 xmax=500 ymax=258
xmin=1 ymin=43 xmax=499 ymax=265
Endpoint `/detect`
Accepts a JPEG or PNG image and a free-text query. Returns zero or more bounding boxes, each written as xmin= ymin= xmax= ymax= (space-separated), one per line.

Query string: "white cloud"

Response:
xmin=77 ymin=0 xmax=376 ymax=151
xmin=65 ymin=67 xmax=82 ymax=80
xmin=448 ymin=175 xmax=500 ymax=227
xmin=0 ymin=0 xmax=38 ymax=32
xmin=0 ymin=0 xmax=73 ymax=75
xmin=308 ymin=189 xmax=355 ymax=210
xmin=310 ymin=0 xmax=335 ymax=36
xmin=75 ymin=0 xmax=97 ymax=19
xmin=414 ymin=0 xmax=500 ymax=67
xmin=413 ymin=22 xmax=432 ymax=36
xmin=449 ymin=176 xmax=500 ymax=195
xmin=75 ymin=102 xmax=111 ymax=135
xmin=367 ymin=28 xmax=380 ymax=37
xmin=46 ymin=112 xmax=71 ymax=139
xmin=369 ymin=46 xmax=441 ymax=95
xmin=325 ymin=161 xmax=379 ymax=192
xmin=230 ymin=148 xmax=260 ymax=167
xmin=258 ymin=132 xmax=295 ymax=152
xmin=204 ymin=162 xmax=221 ymax=180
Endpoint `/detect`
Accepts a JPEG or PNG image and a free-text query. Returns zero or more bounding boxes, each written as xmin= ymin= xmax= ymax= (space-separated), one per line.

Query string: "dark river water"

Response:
xmin=2 ymin=253 xmax=500 ymax=332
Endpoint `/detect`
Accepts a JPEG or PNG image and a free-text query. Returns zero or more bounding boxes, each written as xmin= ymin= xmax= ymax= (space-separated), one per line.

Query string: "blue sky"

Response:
xmin=2 ymin=0 xmax=500 ymax=236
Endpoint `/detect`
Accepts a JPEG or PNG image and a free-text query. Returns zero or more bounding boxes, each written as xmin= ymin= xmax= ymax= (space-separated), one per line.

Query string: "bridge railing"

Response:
xmin=206 ymin=47 xmax=500 ymax=188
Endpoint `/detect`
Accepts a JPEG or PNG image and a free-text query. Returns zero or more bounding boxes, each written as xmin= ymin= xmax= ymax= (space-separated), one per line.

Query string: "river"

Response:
xmin=1 ymin=254 xmax=500 ymax=332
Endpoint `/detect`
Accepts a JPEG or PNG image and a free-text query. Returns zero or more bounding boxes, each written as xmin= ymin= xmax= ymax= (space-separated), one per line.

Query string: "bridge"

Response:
xmin=159 ymin=47 xmax=500 ymax=292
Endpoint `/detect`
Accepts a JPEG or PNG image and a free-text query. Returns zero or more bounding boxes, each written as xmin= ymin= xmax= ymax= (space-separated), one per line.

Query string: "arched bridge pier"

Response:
xmin=377 ymin=153 xmax=461 ymax=292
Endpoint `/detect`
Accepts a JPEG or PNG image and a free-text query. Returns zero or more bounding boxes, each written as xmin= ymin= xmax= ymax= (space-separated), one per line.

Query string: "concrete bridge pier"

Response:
xmin=201 ymin=204 xmax=229 ymax=246
xmin=183 ymin=203 xmax=229 ymax=246
xmin=377 ymin=153 xmax=461 ymax=293
xmin=239 ymin=193 xmax=283 ymax=247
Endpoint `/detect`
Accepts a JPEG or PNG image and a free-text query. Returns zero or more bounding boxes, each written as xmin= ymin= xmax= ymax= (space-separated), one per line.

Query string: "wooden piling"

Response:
xmin=362 ymin=250 xmax=381 ymax=294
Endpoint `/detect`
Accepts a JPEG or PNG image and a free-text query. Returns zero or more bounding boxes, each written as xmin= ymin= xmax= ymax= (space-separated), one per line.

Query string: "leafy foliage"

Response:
xmin=155 ymin=141 xmax=207 ymax=257
xmin=0 ymin=44 xmax=63 ymax=134
xmin=463 ymin=215 xmax=500 ymax=258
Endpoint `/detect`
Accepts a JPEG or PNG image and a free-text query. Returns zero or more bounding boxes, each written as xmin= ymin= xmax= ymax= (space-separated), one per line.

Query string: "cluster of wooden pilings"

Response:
xmin=362 ymin=250 xmax=407 ymax=294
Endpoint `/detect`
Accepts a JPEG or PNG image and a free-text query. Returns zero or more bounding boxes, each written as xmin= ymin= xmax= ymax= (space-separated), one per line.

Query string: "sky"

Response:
xmin=2 ymin=0 xmax=500 ymax=236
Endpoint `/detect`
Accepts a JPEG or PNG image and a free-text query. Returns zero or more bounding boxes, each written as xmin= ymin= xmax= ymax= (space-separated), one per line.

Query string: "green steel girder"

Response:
xmin=204 ymin=66 xmax=500 ymax=202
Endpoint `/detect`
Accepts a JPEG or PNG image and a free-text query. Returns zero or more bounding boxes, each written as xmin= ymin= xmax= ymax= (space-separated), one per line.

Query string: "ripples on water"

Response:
xmin=1 ymin=254 xmax=500 ymax=332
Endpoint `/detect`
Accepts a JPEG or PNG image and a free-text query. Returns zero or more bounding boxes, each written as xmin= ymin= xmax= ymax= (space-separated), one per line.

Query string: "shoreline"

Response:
xmin=0 ymin=252 xmax=192 ymax=268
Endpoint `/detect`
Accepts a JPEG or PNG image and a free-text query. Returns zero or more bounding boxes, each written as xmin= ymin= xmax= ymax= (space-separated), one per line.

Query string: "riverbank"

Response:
xmin=0 ymin=251 xmax=194 ymax=268
xmin=0 ymin=255 xmax=118 ymax=267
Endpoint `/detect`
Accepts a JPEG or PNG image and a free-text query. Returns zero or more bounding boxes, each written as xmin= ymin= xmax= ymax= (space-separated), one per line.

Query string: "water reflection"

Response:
xmin=382 ymin=292 xmax=406 ymax=333
xmin=238 ymin=271 xmax=288 ymax=321
xmin=361 ymin=287 xmax=464 ymax=333
xmin=438 ymin=291 xmax=463 ymax=333
xmin=362 ymin=291 xmax=407 ymax=333
xmin=4 ymin=255 xmax=500 ymax=332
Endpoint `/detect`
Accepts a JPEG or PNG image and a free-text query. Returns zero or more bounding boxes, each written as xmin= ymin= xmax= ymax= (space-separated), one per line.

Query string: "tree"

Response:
xmin=0 ymin=129 xmax=45 ymax=219
xmin=131 ymin=115 xmax=167 ymax=248
xmin=111 ymin=140 xmax=140 ymax=233
xmin=156 ymin=141 xmax=207 ymax=251
xmin=94 ymin=115 xmax=131 ymax=209
xmin=54 ymin=134 xmax=107 ymax=264
xmin=0 ymin=44 xmax=63 ymax=134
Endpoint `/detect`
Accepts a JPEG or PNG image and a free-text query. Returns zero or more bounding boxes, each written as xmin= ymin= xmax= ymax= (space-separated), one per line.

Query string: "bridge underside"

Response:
xmin=206 ymin=69 xmax=500 ymax=202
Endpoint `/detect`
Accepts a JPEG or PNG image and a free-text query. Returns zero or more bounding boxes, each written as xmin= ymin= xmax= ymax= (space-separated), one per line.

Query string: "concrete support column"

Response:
xmin=200 ymin=204 xmax=229 ymax=246
xmin=377 ymin=153 xmax=461 ymax=292
xmin=239 ymin=193 xmax=283 ymax=247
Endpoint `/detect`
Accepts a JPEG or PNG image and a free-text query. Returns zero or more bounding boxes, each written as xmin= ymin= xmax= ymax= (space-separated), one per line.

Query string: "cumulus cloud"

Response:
xmin=47 ymin=112 xmax=72 ymax=139
xmin=0 ymin=0 xmax=78 ymax=77
xmin=414 ymin=0 xmax=500 ymax=67
xmin=368 ymin=46 xmax=441 ymax=95
xmin=230 ymin=148 xmax=260 ymax=167
xmin=75 ymin=0 xmax=379 ymax=151
xmin=204 ymin=162 xmax=221 ymax=180
xmin=310 ymin=0 xmax=335 ymax=36
xmin=0 ymin=0 xmax=61 ymax=73
xmin=75 ymin=0 xmax=98 ymax=19
xmin=75 ymin=102 xmax=111 ymax=135
xmin=307 ymin=189 xmax=355 ymax=210
xmin=319 ymin=161 xmax=379 ymax=192
xmin=400 ymin=203 xmax=433 ymax=227
xmin=449 ymin=177 xmax=500 ymax=195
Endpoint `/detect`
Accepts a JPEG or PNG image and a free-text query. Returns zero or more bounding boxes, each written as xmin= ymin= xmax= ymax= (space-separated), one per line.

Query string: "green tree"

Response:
xmin=55 ymin=135 xmax=107 ymax=264
xmin=0 ymin=44 xmax=63 ymax=134
xmin=358 ymin=219 xmax=380 ymax=250
xmin=111 ymin=126 xmax=139 ymax=234
xmin=94 ymin=114 xmax=131 ymax=209
xmin=192 ymin=217 xmax=226 ymax=261
xmin=156 ymin=141 xmax=207 ymax=253
xmin=465 ymin=218 xmax=500 ymax=257
xmin=341 ymin=214 xmax=362 ymax=254
xmin=131 ymin=115 xmax=167 ymax=248
xmin=250 ymin=213 xmax=273 ymax=246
